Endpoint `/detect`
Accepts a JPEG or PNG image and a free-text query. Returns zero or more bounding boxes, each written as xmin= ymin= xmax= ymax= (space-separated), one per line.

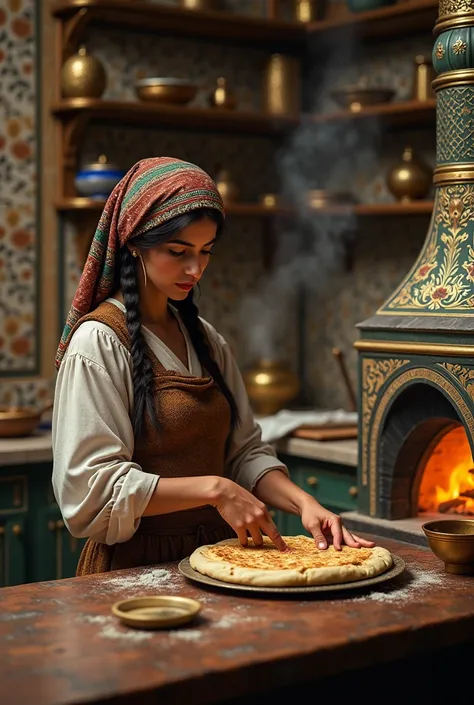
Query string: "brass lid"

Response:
xmin=111 ymin=595 xmax=202 ymax=629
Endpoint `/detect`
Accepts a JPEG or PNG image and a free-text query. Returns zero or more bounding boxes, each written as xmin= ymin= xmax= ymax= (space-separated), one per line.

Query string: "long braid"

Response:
xmin=120 ymin=247 xmax=158 ymax=437
xmin=174 ymin=290 xmax=240 ymax=430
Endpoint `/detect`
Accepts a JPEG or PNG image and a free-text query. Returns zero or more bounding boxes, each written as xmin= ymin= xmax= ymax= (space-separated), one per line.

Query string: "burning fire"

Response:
xmin=418 ymin=425 xmax=474 ymax=515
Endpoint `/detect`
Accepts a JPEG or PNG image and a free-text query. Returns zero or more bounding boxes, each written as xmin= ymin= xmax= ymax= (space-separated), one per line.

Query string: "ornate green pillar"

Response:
xmin=365 ymin=0 xmax=474 ymax=323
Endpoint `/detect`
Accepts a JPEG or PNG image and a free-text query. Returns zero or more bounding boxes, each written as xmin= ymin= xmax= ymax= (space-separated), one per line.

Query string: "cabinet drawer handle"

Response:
xmin=306 ymin=476 xmax=318 ymax=487
xmin=348 ymin=486 xmax=358 ymax=498
xmin=12 ymin=524 xmax=22 ymax=536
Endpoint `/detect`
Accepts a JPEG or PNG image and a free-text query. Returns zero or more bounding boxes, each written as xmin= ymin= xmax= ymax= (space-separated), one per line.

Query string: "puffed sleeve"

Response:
xmin=51 ymin=322 xmax=158 ymax=545
xmin=200 ymin=319 xmax=289 ymax=493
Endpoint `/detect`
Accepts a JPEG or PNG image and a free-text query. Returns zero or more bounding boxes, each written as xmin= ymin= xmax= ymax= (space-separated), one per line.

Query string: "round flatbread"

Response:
xmin=189 ymin=535 xmax=393 ymax=587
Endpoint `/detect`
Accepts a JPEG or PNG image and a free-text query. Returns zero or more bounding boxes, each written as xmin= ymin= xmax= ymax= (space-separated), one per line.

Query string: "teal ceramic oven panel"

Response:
xmin=436 ymin=87 xmax=474 ymax=165
xmin=433 ymin=28 xmax=474 ymax=74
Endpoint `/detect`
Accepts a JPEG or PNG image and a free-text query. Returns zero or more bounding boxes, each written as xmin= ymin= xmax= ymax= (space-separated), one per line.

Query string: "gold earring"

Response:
xmin=132 ymin=249 xmax=138 ymax=258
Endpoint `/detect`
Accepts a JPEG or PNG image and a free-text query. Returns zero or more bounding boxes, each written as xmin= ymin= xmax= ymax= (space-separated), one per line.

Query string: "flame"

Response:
xmin=418 ymin=425 xmax=474 ymax=514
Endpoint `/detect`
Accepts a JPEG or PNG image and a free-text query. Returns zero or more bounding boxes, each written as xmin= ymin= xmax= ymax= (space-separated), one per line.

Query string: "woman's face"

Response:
xmin=138 ymin=217 xmax=218 ymax=300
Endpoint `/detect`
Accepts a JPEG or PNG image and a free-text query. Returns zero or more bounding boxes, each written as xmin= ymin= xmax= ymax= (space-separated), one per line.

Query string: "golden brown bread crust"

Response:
xmin=189 ymin=535 xmax=393 ymax=587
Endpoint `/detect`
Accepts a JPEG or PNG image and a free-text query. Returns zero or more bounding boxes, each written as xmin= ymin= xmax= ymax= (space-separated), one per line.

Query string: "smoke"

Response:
xmin=238 ymin=33 xmax=383 ymax=365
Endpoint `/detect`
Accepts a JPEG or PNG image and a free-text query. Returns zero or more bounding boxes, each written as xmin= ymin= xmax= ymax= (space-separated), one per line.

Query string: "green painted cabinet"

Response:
xmin=271 ymin=454 xmax=358 ymax=537
xmin=0 ymin=461 xmax=86 ymax=587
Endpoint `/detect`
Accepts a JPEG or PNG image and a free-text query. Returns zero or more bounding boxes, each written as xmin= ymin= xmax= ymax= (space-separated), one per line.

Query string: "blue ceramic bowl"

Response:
xmin=75 ymin=165 xmax=126 ymax=200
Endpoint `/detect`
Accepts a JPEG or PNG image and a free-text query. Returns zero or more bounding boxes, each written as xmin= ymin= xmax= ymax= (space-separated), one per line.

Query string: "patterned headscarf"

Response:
xmin=55 ymin=157 xmax=224 ymax=369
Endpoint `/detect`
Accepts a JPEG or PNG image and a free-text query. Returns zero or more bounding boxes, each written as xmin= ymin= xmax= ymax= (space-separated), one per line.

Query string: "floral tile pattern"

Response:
xmin=0 ymin=0 xmax=37 ymax=373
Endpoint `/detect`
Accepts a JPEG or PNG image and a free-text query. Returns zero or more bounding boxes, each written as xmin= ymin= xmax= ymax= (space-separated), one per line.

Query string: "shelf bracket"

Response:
xmin=62 ymin=8 xmax=91 ymax=61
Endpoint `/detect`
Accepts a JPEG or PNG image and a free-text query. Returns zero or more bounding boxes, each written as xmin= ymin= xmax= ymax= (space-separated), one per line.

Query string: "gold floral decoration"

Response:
xmin=438 ymin=362 xmax=474 ymax=401
xmin=435 ymin=43 xmax=445 ymax=59
xmin=453 ymin=38 xmax=467 ymax=54
xmin=361 ymin=358 xmax=410 ymax=485
xmin=382 ymin=185 xmax=474 ymax=313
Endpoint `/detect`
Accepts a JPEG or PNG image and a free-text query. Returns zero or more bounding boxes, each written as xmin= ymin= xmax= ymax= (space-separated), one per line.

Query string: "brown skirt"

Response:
xmin=76 ymin=506 xmax=235 ymax=576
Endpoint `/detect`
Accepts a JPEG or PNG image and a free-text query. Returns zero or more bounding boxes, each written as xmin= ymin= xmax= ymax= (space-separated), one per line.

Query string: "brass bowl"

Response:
xmin=243 ymin=358 xmax=300 ymax=416
xmin=422 ymin=519 xmax=474 ymax=575
xmin=135 ymin=78 xmax=198 ymax=105
xmin=0 ymin=401 xmax=53 ymax=438
xmin=330 ymin=87 xmax=395 ymax=112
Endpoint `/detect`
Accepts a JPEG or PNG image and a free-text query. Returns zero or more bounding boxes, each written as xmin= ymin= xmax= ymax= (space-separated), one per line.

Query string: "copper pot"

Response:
xmin=243 ymin=359 xmax=300 ymax=416
xmin=0 ymin=400 xmax=53 ymax=438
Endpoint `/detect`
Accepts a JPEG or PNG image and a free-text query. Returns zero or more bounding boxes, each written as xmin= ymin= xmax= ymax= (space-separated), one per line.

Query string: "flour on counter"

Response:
xmin=99 ymin=622 xmax=153 ymax=641
xmin=168 ymin=629 xmax=204 ymax=641
xmin=212 ymin=613 xmax=262 ymax=629
xmin=344 ymin=568 xmax=449 ymax=604
xmin=100 ymin=568 xmax=181 ymax=592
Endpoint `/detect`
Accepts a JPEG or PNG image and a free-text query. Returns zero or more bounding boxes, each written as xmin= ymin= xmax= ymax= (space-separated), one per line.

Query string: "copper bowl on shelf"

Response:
xmin=0 ymin=401 xmax=53 ymax=438
xmin=135 ymin=78 xmax=198 ymax=105
xmin=422 ymin=519 xmax=474 ymax=575
xmin=330 ymin=86 xmax=395 ymax=112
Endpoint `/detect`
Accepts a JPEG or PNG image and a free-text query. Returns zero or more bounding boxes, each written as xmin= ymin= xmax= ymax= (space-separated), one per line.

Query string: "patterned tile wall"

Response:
xmin=0 ymin=0 xmax=37 ymax=377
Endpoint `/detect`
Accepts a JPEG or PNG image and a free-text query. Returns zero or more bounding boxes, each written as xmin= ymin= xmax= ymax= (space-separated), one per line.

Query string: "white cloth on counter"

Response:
xmin=51 ymin=298 xmax=287 ymax=546
xmin=256 ymin=409 xmax=358 ymax=444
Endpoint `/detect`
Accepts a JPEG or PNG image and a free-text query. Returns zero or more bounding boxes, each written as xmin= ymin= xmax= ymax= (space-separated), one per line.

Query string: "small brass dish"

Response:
xmin=111 ymin=595 xmax=202 ymax=629
xmin=330 ymin=87 xmax=395 ymax=112
xmin=0 ymin=401 xmax=53 ymax=438
xmin=422 ymin=519 xmax=474 ymax=575
xmin=135 ymin=78 xmax=198 ymax=105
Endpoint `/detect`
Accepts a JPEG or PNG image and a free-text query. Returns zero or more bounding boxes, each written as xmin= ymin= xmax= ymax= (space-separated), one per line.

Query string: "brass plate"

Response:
xmin=112 ymin=595 xmax=202 ymax=629
xmin=178 ymin=554 xmax=406 ymax=594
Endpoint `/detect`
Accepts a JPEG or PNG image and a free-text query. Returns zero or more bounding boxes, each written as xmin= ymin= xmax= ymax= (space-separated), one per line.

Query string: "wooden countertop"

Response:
xmin=0 ymin=431 xmax=358 ymax=467
xmin=1 ymin=534 xmax=474 ymax=705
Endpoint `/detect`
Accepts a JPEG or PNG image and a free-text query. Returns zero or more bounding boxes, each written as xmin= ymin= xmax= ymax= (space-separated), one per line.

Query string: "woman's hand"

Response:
xmin=299 ymin=495 xmax=375 ymax=551
xmin=211 ymin=477 xmax=289 ymax=552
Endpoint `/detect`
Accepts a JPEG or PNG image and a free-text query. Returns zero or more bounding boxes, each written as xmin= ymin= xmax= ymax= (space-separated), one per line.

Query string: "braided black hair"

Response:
xmin=118 ymin=208 xmax=240 ymax=438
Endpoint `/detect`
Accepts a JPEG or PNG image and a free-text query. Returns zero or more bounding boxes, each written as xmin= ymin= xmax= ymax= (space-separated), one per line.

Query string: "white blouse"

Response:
xmin=52 ymin=298 xmax=288 ymax=545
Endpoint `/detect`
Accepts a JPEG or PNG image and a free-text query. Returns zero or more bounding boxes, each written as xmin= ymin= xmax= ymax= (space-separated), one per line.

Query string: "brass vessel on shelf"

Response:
xmin=294 ymin=0 xmax=317 ymax=22
xmin=412 ymin=54 xmax=435 ymax=101
xmin=209 ymin=77 xmax=236 ymax=110
xmin=330 ymin=86 xmax=395 ymax=112
xmin=386 ymin=146 xmax=432 ymax=202
xmin=215 ymin=168 xmax=239 ymax=204
xmin=60 ymin=45 xmax=106 ymax=99
xmin=243 ymin=359 xmax=300 ymax=416
xmin=306 ymin=189 xmax=355 ymax=209
xmin=422 ymin=520 xmax=474 ymax=575
xmin=135 ymin=78 xmax=198 ymax=105
xmin=260 ymin=193 xmax=282 ymax=208
xmin=180 ymin=0 xmax=215 ymax=9
xmin=263 ymin=54 xmax=300 ymax=117
xmin=0 ymin=401 xmax=53 ymax=438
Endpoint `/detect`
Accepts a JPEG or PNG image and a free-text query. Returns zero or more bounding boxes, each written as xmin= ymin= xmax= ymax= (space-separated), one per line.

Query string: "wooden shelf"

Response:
xmin=55 ymin=198 xmax=434 ymax=217
xmin=354 ymin=201 xmax=434 ymax=215
xmin=55 ymin=198 xmax=293 ymax=217
xmin=51 ymin=99 xmax=299 ymax=135
xmin=313 ymin=98 xmax=436 ymax=126
xmin=307 ymin=0 xmax=439 ymax=40
xmin=51 ymin=0 xmax=305 ymax=51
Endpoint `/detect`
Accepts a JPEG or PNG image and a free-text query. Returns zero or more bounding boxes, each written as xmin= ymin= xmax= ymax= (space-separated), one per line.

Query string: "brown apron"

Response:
xmin=70 ymin=301 xmax=235 ymax=575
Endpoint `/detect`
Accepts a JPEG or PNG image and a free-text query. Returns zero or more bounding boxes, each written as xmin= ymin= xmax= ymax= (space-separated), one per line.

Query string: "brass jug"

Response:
xmin=386 ymin=147 xmax=432 ymax=202
xmin=243 ymin=358 xmax=300 ymax=416
xmin=412 ymin=54 xmax=435 ymax=101
xmin=209 ymin=77 xmax=236 ymax=110
xmin=215 ymin=168 xmax=239 ymax=204
xmin=262 ymin=54 xmax=300 ymax=117
xmin=60 ymin=46 xmax=106 ymax=99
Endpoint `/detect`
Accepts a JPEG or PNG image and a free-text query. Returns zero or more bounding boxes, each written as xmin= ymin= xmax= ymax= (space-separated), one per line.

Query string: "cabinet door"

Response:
xmin=0 ymin=516 xmax=26 ymax=587
xmin=35 ymin=511 xmax=86 ymax=581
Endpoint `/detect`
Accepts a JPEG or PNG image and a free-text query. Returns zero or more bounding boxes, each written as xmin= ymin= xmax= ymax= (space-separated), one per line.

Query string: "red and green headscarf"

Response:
xmin=55 ymin=157 xmax=224 ymax=369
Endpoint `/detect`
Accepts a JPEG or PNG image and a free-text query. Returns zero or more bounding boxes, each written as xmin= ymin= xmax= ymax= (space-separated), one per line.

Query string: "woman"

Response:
xmin=52 ymin=156 xmax=374 ymax=575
